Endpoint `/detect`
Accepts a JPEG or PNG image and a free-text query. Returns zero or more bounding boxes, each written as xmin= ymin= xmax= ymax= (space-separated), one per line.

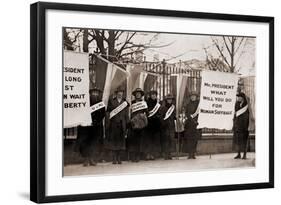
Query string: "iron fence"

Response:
xmin=64 ymin=60 xmax=255 ymax=138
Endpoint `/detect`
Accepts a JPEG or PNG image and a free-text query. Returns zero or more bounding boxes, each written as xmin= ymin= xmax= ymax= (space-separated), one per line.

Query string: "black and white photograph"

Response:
xmin=63 ymin=28 xmax=256 ymax=176
xmin=0 ymin=0 xmax=279 ymax=204
xmin=29 ymin=2 xmax=274 ymax=203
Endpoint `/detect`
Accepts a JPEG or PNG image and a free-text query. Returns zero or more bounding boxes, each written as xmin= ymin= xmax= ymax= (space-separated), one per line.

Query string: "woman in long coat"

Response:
xmin=76 ymin=88 xmax=105 ymax=166
xmin=233 ymin=92 xmax=249 ymax=159
xmin=141 ymin=90 xmax=162 ymax=160
xmin=160 ymin=94 xmax=176 ymax=160
xmin=183 ymin=91 xmax=202 ymax=159
xmin=105 ymin=89 xmax=129 ymax=164
xmin=127 ymin=88 xmax=148 ymax=162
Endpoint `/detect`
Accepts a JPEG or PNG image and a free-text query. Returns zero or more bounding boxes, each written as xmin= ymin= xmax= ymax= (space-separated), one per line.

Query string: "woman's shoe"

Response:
xmin=234 ymin=154 xmax=241 ymax=159
xmin=83 ymin=158 xmax=89 ymax=167
xmin=89 ymin=159 xmax=96 ymax=166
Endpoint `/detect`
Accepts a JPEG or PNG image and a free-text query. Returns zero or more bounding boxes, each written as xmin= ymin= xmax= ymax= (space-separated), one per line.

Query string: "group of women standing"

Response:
xmin=75 ymin=86 xmax=249 ymax=166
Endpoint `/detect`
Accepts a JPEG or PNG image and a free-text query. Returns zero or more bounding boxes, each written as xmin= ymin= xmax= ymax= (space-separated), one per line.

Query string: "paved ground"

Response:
xmin=64 ymin=152 xmax=255 ymax=177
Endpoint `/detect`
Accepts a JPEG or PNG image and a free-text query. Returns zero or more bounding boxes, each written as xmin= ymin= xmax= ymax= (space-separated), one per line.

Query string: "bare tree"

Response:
xmin=203 ymin=47 xmax=228 ymax=72
xmin=64 ymin=28 xmax=173 ymax=62
xmin=63 ymin=28 xmax=82 ymax=51
xmin=82 ymin=29 xmax=89 ymax=53
xmin=209 ymin=36 xmax=249 ymax=73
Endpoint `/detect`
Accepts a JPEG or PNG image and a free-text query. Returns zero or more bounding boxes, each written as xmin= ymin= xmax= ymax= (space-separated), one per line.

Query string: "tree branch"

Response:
xmin=223 ymin=36 xmax=232 ymax=56
xmin=114 ymin=31 xmax=123 ymax=40
xmin=211 ymin=37 xmax=231 ymax=69
xmin=234 ymin=37 xmax=245 ymax=55
xmin=117 ymin=32 xmax=137 ymax=54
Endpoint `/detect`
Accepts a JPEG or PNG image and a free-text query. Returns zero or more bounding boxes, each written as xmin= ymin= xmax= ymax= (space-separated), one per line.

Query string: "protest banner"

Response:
xmin=197 ymin=70 xmax=239 ymax=129
xmin=171 ymin=74 xmax=189 ymax=132
xmin=94 ymin=54 xmax=129 ymax=108
xmin=63 ymin=51 xmax=92 ymax=128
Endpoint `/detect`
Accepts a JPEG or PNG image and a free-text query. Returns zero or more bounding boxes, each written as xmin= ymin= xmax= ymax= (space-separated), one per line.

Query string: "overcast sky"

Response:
xmin=70 ymin=29 xmax=255 ymax=76
xmin=139 ymin=32 xmax=255 ymax=76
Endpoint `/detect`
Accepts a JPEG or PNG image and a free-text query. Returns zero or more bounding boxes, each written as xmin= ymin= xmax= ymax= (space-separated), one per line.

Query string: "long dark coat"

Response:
xmin=105 ymin=98 xmax=129 ymax=151
xmin=233 ymin=100 xmax=249 ymax=152
xmin=140 ymin=98 xmax=162 ymax=154
xmin=127 ymin=99 xmax=148 ymax=153
xmin=160 ymin=102 xmax=176 ymax=153
xmin=76 ymin=98 xmax=105 ymax=158
xmin=182 ymin=100 xmax=201 ymax=154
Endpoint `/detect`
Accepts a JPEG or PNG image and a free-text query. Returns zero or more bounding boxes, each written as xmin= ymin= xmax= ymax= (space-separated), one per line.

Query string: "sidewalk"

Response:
xmin=64 ymin=152 xmax=255 ymax=177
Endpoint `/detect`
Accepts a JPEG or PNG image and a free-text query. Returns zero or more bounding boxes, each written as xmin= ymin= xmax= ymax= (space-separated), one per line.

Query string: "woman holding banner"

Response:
xmin=76 ymin=87 xmax=106 ymax=166
xmin=183 ymin=91 xmax=202 ymax=159
xmin=160 ymin=94 xmax=176 ymax=160
xmin=141 ymin=90 xmax=162 ymax=160
xmin=105 ymin=88 xmax=129 ymax=164
xmin=233 ymin=92 xmax=249 ymax=159
xmin=127 ymin=88 xmax=148 ymax=162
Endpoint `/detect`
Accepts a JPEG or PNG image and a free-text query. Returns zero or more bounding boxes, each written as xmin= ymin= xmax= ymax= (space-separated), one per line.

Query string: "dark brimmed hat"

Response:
xmin=236 ymin=92 xmax=247 ymax=103
xmin=238 ymin=79 xmax=244 ymax=86
xmin=89 ymin=87 xmax=102 ymax=93
xmin=148 ymin=90 xmax=158 ymax=95
xmin=236 ymin=92 xmax=246 ymax=98
xmin=132 ymin=88 xmax=144 ymax=96
xmin=189 ymin=91 xmax=199 ymax=97
xmin=165 ymin=93 xmax=174 ymax=100
xmin=115 ymin=87 xmax=125 ymax=93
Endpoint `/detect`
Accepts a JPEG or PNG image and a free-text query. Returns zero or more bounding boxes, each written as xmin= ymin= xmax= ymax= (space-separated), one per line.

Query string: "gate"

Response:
xmin=143 ymin=61 xmax=201 ymax=101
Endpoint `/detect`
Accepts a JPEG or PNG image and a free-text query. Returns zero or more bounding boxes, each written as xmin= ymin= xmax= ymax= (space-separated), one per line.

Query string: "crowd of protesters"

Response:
xmin=75 ymin=87 xmax=249 ymax=166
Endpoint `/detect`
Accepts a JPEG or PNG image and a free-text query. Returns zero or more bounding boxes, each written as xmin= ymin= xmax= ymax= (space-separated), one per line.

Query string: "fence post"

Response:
xmin=162 ymin=59 xmax=166 ymax=98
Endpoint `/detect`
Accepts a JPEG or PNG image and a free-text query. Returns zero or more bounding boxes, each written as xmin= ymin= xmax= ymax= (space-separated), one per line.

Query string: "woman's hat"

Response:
xmin=148 ymin=90 xmax=158 ymax=95
xmin=189 ymin=91 xmax=199 ymax=97
xmin=165 ymin=93 xmax=174 ymax=99
xmin=89 ymin=87 xmax=102 ymax=94
xmin=236 ymin=92 xmax=247 ymax=104
xmin=236 ymin=92 xmax=247 ymax=99
xmin=115 ymin=87 xmax=125 ymax=93
xmin=132 ymin=88 xmax=144 ymax=96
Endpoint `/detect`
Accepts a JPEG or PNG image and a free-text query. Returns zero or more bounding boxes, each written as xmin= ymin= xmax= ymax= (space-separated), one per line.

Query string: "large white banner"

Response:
xmin=197 ymin=70 xmax=239 ymax=129
xmin=63 ymin=51 xmax=92 ymax=128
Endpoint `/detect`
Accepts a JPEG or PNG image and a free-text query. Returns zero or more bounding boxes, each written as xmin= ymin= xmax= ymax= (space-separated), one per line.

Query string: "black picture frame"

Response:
xmin=30 ymin=1 xmax=274 ymax=203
